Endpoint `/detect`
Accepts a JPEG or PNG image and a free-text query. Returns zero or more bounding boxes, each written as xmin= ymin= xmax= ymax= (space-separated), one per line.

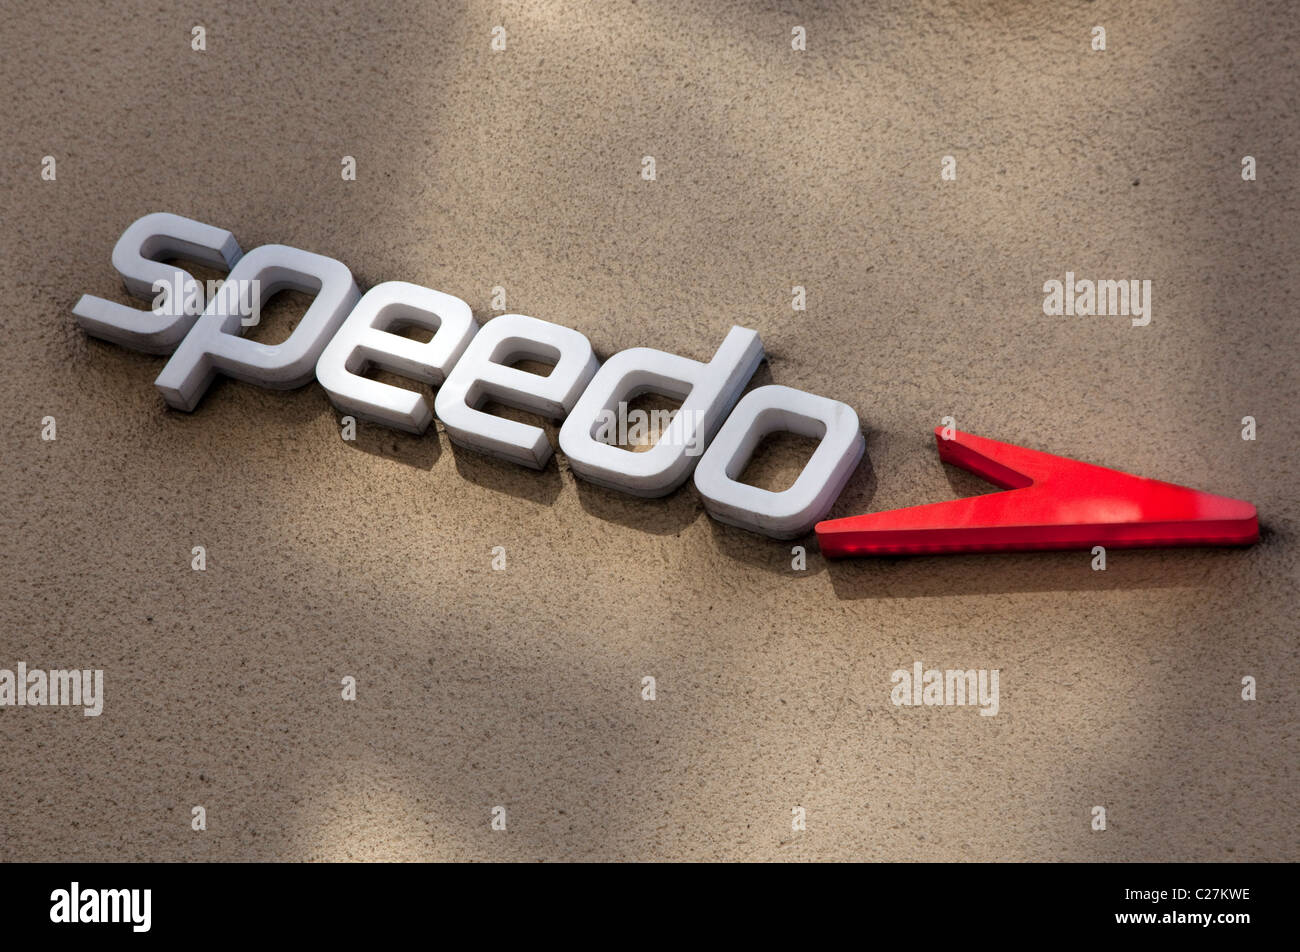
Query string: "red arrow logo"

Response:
xmin=815 ymin=428 xmax=1258 ymax=557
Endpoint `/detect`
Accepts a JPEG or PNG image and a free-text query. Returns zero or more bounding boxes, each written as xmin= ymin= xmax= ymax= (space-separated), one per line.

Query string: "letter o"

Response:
xmin=693 ymin=385 xmax=864 ymax=538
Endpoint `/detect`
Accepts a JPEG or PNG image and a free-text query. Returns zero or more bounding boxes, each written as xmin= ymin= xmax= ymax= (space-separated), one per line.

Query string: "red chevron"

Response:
xmin=816 ymin=428 xmax=1259 ymax=557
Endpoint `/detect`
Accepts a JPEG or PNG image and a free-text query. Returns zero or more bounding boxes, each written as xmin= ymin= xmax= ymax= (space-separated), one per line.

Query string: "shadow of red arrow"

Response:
xmin=815 ymin=428 xmax=1258 ymax=557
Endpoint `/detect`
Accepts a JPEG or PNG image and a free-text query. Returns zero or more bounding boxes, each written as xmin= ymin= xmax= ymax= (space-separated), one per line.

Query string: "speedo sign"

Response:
xmin=75 ymin=212 xmax=1259 ymax=556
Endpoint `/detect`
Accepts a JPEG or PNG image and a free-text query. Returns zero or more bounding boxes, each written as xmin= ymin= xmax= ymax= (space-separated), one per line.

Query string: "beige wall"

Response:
xmin=0 ymin=0 xmax=1295 ymax=860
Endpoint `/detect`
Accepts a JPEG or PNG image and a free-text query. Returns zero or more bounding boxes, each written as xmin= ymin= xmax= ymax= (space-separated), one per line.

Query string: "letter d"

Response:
xmin=559 ymin=326 xmax=764 ymax=496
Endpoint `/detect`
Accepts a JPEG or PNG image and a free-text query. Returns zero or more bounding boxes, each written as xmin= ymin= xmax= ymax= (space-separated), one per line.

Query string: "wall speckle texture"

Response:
xmin=0 ymin=0 xmax=1295 ymax=861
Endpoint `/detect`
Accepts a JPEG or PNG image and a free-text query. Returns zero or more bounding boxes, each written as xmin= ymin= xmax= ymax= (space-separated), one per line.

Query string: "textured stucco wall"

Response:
xmin=0 ymin=0 xmax=1295 ymax=861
